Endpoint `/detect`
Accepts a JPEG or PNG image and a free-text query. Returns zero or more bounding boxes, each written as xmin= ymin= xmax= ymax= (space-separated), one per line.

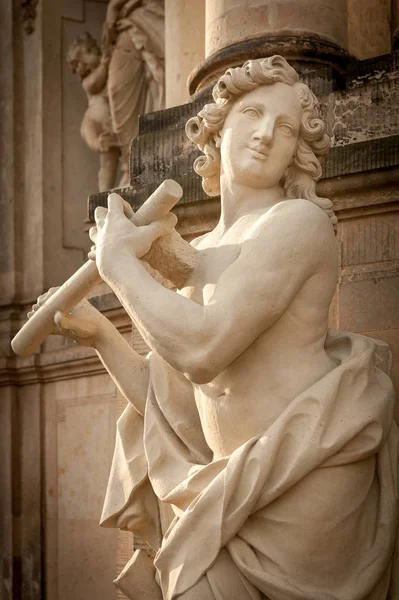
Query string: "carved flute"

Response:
xmin=12 ymin=179 xmax=183 ymax=357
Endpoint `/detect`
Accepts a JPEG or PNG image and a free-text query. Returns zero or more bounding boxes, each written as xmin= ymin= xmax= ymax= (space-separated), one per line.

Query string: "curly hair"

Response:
xmin=185 ymin=55 xmax=337 ymax=228
xmin=67 ymin=32 xmax=101 ymax=64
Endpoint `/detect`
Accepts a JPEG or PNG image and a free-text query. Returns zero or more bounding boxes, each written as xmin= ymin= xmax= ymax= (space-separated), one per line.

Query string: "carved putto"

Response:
xmin=67 ymin=33 xmax=119 ymax=192
xmin=68 ymin=0 xmax=165 ymax=191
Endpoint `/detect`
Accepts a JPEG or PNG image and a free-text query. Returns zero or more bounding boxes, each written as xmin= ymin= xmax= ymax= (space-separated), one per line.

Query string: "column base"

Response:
xmin=188 ymin=34 xmax=350 ymax=94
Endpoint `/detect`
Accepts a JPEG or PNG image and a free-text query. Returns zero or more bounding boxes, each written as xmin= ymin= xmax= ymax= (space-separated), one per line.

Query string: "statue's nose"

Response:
xmin=252 ymin=116 xmax=275 ymax=146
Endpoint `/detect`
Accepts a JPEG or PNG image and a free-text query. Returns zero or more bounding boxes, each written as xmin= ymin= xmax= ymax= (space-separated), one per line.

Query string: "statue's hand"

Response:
xmin=90 ymin=192 xmax=177 ymax=279
xmin=104 ymin=4 xmax=119 ymax=30
xmin=102 ymin=9 xmax=118 ymax=49
xmin=114 ymin=18 xmax=131 ymax=33
xmin=98 ymin=132 xmax=115 ymax=152
xmin=28 ymin=288 xmax=105 ymax=348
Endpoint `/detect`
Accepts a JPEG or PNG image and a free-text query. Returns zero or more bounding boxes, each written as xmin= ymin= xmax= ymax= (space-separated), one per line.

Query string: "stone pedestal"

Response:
xmin=189 ymin=0 xmax=348 ymax=93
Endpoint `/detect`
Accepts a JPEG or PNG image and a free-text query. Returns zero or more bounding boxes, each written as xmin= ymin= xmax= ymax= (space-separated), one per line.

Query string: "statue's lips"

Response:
xmin=247 ymin=145 xmax=269 ymax=160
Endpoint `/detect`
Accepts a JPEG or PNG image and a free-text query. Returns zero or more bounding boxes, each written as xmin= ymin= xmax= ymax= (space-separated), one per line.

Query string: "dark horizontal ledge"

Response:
xmin=88 ymin=134 xmax=399 ymax=220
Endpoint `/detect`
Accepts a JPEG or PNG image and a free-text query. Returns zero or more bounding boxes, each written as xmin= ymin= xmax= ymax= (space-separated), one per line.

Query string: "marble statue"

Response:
xmin=30 ymin=56 xmax=398 ymax=599
xmin=68 ymin=0 xmax=165 ymax=190
xmin=67 ymin=32 xmax=120 ymax=192
xmin=102 ymin=0 xmax=165 ymax=186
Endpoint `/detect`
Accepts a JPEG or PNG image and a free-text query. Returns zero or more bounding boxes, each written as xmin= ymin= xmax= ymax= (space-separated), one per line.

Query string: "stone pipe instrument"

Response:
xmin=12 ymin=179 xmax=198 ymax=357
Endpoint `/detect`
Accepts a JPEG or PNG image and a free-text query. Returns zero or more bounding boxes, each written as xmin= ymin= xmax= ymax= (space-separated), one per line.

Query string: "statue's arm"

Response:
xmin=30 ymin=290 xmax=149 ymax=414
xmin=106 ymin=0 xmax=128 ymax=11
xmin=103 ymin=0 xmax=129 ymax=48
xmin=105 ymin=0 xmax=127 ymax=23
xmin=97 ymin=199 xmax=334 ymax=384
xmin=104 ymin=0 xmax=139 ymax=31
xmin=94 ymin=318 xmax=149 ymax=416
xmin=84 ymin=59 xmax=109 ymax=96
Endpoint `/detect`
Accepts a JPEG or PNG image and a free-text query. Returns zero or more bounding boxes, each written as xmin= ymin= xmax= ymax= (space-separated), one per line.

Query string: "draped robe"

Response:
xmin=101 ymin=330 xmax=399 ymax=600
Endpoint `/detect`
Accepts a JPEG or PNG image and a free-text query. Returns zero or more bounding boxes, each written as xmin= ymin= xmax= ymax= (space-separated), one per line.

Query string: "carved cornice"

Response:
xmin=0 ymin=350 xmax=104 ymax=387
xmin=0 ymin=294 xmax=133 ymax=386
xmin=21 ymin=0 xmax=39 ymax=35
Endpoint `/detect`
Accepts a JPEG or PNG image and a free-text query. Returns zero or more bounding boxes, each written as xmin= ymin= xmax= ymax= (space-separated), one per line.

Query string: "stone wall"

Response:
xmin=0 ymin=1 xmax=124 ymax=599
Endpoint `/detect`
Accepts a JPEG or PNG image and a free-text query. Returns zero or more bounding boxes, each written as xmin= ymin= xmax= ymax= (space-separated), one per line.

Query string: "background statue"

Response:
xmin=67 ymin=33 xmax=120 ymax=192
xmin=30 ymin=56 xmax=398 ymax=599
xmin=103 ymin=0 xmax=165 ymax=186
xmin=68 ymin=0 xmax=165 ymax=191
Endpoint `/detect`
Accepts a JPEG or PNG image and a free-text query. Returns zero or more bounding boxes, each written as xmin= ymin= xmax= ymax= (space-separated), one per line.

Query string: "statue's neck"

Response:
xmin=219 ymin=175 xmax=285 ymax=232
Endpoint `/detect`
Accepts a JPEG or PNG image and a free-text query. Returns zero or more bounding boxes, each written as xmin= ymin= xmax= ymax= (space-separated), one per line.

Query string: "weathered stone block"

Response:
xmin=338 ymin=276 xmax=399 ymax=331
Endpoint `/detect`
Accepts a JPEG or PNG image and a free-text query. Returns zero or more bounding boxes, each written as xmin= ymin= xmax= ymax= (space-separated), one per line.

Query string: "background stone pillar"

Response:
xmin=347 ymin=0 xmax=391 ymax=59
xmin=206 ymin=0 xmax=348 ymax=56
xmin=393 ymin=0 xmax=399 ymax=50
xmin=190 ymin=0 xmax=348 ymax=93
xmin=0 ymin=1 xmax=120 ymax=599
xmin=165 ymin=0 xmax=205 ymax=107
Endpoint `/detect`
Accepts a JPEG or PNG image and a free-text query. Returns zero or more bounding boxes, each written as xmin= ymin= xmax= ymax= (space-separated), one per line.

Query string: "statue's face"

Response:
xmin=219 ymin=82 xmax=302 ymax=190
xmin=68 ymin=47 xmax=100 ymax=79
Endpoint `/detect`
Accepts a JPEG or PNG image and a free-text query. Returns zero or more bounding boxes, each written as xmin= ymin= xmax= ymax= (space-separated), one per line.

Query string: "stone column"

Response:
xmin=165 ymin=0 xmax=205 ymax=107
xmin=347 ymin=0 xmax=391 ymax=59
xmin=393 ymin=0 xmax=399 ymax=50
xmin=189 ymin=0 xmax=348 ymax=93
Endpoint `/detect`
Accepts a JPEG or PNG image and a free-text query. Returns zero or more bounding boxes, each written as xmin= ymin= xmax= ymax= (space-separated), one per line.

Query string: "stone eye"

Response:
xmin=279 ymin=124 xmax=294 ymax=135
xmin=243 ymin=107 xmax=260 ymax=119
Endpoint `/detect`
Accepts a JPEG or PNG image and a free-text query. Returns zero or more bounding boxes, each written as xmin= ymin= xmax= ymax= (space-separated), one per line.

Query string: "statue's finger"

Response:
xmin=94 ymin=206 xmax=108 ymax=224
xmin=122 ymin=200 xmax=134 ymax=219
xmin=54 ymin=312 xmax=77 ymax=339
xmin=55 ymin=311 xmax=91 ymax=341
xmin=42 ymin=287 xmax=59 ymax=304
xmin=141 ymin=213 xmax=177 ymax=243
xmin=107 ymin=192 xmax=124 ymax=215
xmin=37 ymin=286 xmax=59 ymax=305
xmin=54 ymin=311 xmax=65 ymax=329
xmin=89 ymin=226 xmax=98 ymax=242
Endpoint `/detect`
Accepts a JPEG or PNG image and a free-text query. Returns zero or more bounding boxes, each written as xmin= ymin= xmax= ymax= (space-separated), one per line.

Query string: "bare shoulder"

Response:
xmin=271 ymin=198 xmax=332 ymax=228
xmin=258 ymin=199 xmax=335 ymax=245
xmin=245 ymin=199 xmax=336 ymax=275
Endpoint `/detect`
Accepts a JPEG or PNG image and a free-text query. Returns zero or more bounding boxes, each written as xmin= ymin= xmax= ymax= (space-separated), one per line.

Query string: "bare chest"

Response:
xmin=179 ymin=217 xmax=263 ymax=304
xmin=179 ymin=243 xmax=241 ymax=305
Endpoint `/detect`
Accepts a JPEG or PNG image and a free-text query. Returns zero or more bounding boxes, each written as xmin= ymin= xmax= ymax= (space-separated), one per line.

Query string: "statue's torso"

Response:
xmin=178 ymin=205 xmax=338 ymax=459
